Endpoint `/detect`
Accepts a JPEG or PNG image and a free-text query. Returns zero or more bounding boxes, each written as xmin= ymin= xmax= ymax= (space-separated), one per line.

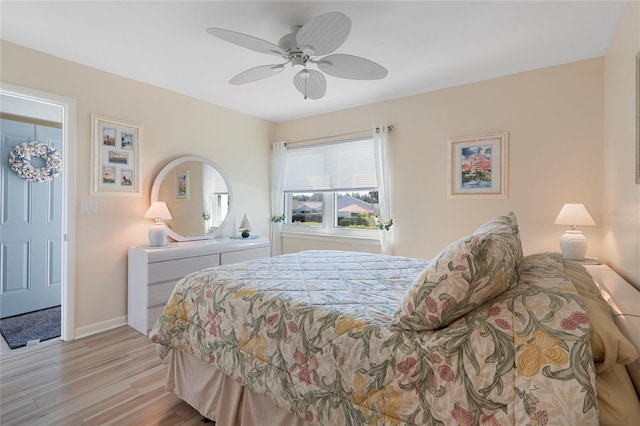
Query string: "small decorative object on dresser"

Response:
xmin=128 ymin=236 xmax=270 ymax=334
xmin=239 ymin=213 xmax=252 ymax=238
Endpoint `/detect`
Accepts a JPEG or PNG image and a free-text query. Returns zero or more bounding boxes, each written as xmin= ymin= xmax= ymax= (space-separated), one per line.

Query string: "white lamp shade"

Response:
xmin=553 ymin=203 xmax=595 ymax=227
xmin=554 ymin=203 xmax=595 ymax=261
xmin=144 ymin=201 xmax=172 ymax=221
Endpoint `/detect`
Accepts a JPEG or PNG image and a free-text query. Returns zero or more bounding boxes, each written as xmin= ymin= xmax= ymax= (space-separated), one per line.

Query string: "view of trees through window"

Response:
xmin=289 ymin=191 xmax=380 ymax=229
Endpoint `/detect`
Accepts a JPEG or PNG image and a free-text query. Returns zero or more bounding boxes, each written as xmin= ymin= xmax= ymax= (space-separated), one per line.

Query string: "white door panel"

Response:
xmin=0 ymin=118 xmax=62 ymax=318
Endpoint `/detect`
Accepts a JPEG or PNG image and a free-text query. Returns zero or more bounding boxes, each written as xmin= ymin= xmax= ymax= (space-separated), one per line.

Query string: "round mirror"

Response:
xmin=151 ymin=156 xmax=233 ymax=241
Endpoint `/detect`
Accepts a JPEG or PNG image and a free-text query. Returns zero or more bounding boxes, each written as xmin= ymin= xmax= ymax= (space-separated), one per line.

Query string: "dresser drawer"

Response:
xmin=148 ymin=254 xmax=220 ymax=283
xmin=148 ymin=279 xmax=181 ymax=307
xmin=221 ymin=246 xmax=270 ymax=264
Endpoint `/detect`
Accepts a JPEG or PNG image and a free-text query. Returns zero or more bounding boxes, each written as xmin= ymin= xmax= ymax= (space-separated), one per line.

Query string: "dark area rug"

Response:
xmin=0 ymin=306 xmax=61 ymax=349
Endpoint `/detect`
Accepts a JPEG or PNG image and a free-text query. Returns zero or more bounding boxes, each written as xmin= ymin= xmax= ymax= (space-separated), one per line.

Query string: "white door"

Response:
xmin=0 ymin=118 xmax=63 ymax=318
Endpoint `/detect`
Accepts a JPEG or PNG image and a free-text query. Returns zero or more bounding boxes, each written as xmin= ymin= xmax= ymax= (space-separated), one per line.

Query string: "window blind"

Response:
xmin=283 ymin=138 xmax=377 ymax=192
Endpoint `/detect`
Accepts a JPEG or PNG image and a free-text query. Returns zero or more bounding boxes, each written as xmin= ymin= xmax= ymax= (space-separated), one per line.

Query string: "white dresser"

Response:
xmin=128 ymin=236 xmax=270 ymax=334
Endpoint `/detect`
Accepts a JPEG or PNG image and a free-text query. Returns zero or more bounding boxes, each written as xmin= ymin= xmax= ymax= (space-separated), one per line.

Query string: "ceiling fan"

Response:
xmin=206 ymin=12 xmax=388 ymax=100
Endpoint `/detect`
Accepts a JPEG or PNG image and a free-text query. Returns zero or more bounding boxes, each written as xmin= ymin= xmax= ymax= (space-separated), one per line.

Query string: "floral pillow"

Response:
xmin=391 ymin=213 xmax=522 ymax=331
xmin=473 ymin=211 xmax=523 ymax=265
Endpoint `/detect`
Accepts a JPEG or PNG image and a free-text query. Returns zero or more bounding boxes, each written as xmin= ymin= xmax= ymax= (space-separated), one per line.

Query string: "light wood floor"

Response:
xmin=0 ymin=326 xmax=204 ymax=425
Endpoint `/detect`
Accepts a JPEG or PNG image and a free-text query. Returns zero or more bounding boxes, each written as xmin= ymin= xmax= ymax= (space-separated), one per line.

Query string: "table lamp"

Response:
xmin=553 ymin=203 xmax=596 ymax=261
xmin=144 ymin=201 xmax=172 ymax=247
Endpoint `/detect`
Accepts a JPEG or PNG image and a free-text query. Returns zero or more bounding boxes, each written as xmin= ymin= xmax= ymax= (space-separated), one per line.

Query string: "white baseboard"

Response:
xmin=74 ymin=315 xmax=128 ymax=339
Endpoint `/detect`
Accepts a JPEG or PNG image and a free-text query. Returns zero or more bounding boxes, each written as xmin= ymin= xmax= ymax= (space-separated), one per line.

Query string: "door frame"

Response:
xmin=1 ymin=82 xmax=77 ymax=341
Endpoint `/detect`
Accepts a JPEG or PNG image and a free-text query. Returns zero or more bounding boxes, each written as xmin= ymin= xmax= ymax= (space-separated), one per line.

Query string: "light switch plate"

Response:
xmin=80 ymin=200 xmax=97 ymax=215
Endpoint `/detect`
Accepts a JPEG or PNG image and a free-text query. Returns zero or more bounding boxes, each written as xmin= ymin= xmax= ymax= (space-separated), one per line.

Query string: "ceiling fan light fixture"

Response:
xmin=291 ymin=56 xmax=306 ymax=70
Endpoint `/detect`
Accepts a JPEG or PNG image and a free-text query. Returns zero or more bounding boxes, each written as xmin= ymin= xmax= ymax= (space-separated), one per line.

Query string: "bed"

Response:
xmin=150 ymin=213 xmax=640 ymax=425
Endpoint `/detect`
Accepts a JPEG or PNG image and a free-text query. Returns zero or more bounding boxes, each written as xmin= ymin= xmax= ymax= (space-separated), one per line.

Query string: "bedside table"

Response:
xmin=581 ymin=263 xmax=640 ymax=393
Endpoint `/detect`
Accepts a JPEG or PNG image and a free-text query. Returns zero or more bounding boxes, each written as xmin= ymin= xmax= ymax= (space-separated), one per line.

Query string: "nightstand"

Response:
xmin=581 ymin=263 xmax=640 ymax=393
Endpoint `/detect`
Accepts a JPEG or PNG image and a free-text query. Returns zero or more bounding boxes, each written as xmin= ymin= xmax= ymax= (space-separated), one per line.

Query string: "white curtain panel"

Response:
xmin=202 ymin=163 xmax=213 ymax=235
xmin=373 ymin=125 xmax=393 ymax=254
xmin=270 ymin=141 xmax=287 ymax=256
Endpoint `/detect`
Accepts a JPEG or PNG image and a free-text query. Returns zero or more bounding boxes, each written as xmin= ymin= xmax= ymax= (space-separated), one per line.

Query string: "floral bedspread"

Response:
xmin=150 ymin=251 xmax=598 ymax=426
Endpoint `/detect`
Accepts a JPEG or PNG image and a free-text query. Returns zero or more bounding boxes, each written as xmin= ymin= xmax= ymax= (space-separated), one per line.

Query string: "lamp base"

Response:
xmin=559 ymin=230 xmax=588 ymax=261
xmin=148 ymin=222 xmax=168 ymax=247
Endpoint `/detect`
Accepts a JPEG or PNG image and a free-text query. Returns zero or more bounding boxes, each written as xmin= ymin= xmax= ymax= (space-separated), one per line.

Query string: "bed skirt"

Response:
xmin=167 ymin=348 xmax=307 ymax=426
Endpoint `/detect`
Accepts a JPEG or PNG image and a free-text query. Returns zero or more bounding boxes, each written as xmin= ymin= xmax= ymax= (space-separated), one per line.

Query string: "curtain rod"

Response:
xmin=285 ymin=124 xmax=393 ymax=146
xmin=376 ymin=124 xmax=394 ymax=133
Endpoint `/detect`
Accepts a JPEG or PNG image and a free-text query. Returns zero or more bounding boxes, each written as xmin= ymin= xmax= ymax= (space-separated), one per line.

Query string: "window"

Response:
xmin=336 ymin=191 xmax=378 ymax=229
xmin=282 ymin=138 xmax=380 ymax=236
xmin=290 ymin=192 xmax=324 ymax=227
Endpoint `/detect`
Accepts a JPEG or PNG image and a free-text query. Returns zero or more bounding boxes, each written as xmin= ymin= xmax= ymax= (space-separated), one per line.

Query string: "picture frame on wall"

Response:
xmin=91 ymin=114 xmax=142 ymax=196
xmin=448 ymin=131 xmax=508 ymax=199
xmin=175 ymin=170 xmax=190 ymax=200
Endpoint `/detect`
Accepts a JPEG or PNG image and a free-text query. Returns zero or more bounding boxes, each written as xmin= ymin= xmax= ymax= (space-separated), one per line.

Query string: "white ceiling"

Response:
xmin=0 ymin=1 xmax=627 ymax=123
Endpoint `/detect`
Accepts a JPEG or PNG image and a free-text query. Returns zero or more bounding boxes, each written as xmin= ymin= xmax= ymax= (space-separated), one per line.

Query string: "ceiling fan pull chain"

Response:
xmin=304 ymin=67 xmax=308 ymax=100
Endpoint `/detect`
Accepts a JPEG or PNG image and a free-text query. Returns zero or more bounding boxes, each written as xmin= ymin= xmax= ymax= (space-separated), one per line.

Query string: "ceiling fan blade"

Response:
xmin=229 ymin=64 xmax=286 ymax=85
xmin=293 ymin=69 xmax=326 ymax=100
xmin=296 ymin=12 xmax=351 ymax=56
xmin=317 ymin=54 xmax=388 ymax=80
xmin=207 ymin=28 xmax=283 ymax=57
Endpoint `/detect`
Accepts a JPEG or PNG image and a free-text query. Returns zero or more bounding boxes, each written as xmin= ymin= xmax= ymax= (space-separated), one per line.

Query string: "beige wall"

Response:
xmin=603 ymin=1 xmax=640 ymax=289
xmin=1 ymin=41 xmax=275 ymax=334
xmin=276 ymin=59 xmax=605 ymax=261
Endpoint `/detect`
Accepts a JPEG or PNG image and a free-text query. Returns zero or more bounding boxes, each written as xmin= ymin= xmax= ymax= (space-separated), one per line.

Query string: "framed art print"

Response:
xmin=175 ymin=170 xmax=190 ymax=200
xmin=448 ymin=131 xmax=508 ymax=199
xmin=91 ymin=114 xmax=142 ymax=196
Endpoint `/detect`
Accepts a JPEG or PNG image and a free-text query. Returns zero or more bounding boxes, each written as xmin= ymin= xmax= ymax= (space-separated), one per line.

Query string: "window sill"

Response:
xmin=280 ymin=230 xmax=382 ymax=246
